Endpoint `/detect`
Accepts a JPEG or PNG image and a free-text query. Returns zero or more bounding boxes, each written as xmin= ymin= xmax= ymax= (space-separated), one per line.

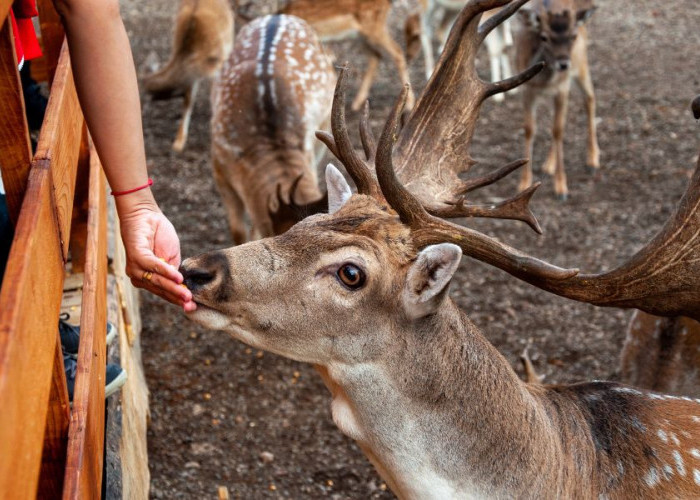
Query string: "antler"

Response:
xmin=323 ymin=0 xmax=700 ymax=321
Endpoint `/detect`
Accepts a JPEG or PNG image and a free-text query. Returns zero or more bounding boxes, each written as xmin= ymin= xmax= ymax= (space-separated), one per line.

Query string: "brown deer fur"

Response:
xmin=143 ymin=0 xmax=234 ymax=152
xmin=211 ymin=15 xmax=335 ymax=244
xmin=279 ymin=0 xmax=417 ymax=111
xmin=515 ymin=0 xmax=600 ymax=199
xmin=621 ymin=311 xmax=700 ymax=398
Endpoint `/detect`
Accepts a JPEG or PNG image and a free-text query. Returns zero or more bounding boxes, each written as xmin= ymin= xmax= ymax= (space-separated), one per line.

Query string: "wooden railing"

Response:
xmin=0 ymin=1 xmax=109 ymax=497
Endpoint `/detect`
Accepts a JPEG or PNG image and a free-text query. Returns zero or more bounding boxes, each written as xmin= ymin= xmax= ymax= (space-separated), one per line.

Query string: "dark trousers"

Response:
xmin=0 ymin=194 xmax=13 ymax=284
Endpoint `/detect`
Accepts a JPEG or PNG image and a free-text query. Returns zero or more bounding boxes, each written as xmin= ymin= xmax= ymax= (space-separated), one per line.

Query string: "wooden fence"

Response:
xmin=0 ymin=0 xmax=117 ymax=496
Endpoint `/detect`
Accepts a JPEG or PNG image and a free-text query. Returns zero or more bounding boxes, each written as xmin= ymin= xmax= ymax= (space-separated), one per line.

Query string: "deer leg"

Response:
xmin=487 ymin=35 xmax=504 ymax=103
xmin=372 ymin=32 xmax=415 ymax=111
xmin=173 ymin=79 xmax=199 ymax=152
xmin=575 ymin=65 xmax=600 ymax=173
xmin=552 ymin=89 xmax=570 ymax=200
xmin=518 ymin=90 xmax=537 ymax=192
xmin=351 ymin=47 xmax=381 ymax=112
xmin=213 ymin=160 xmax=248 ymax=245
xmin=421 ymin=9 xmax=436 ymax=79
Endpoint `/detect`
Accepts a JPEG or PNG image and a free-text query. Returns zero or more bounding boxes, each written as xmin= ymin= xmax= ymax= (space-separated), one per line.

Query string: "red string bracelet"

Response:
xmin=111 ymin=178 xmax=153 ymax=197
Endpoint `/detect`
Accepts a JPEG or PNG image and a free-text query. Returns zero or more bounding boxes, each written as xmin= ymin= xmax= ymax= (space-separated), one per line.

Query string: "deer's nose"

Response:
xmin=180 ymin=266 xmax=216 ymax=292
xmin=555 ymin=60 xmax=571 ymax=71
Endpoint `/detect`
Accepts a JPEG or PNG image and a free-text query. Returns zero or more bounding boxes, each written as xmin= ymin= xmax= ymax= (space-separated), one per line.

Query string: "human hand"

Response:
xmin=117 ymin=198 xmax=196 ymax=312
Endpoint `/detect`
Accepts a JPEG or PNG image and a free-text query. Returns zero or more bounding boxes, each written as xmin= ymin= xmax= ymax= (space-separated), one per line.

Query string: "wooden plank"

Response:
xmin=34 ymin=39 xmax=84 ymax=261
xmin=63 ymin=142 xmax=107 ymax=500
xmin=0 ymin=0 xmax=11 ymax=31
xmin=0 ymin=17 xmax=33 ymax=225
xmin=37 ymin=335 xmax=71 ymax=499
xmin=0 ymin=164 xmax=65 ymax=499
xmin=35 ymin=0 xmax=64 ymax=86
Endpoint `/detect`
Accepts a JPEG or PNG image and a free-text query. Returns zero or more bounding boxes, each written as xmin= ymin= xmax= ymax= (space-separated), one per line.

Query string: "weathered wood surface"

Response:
xmin=36 ymin=0 xmax=65 ymax=86
xmin=34 ymin=40 xmax=84 ymax=260
xmin=0 ymin=17 xmax=33 ymax=225
xmin=69 ymin=127 xmax=90 ymax=274
xmin=63 ymin=142 xmax=108 ymax=499
xmin=0 ymin=162 xmax=65 ymax=499
xmin=0 ymin=0 xmax=12 ymax=31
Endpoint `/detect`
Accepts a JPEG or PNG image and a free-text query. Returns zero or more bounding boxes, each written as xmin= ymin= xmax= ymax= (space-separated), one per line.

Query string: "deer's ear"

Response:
xmin=326 ymin=164 xmax=352 ymax=214
xmin=576 ymin=6 xmax=596 ymax=25
xmin=403 ymin=244 xmax=462 ymax=319
xmin=518 ymin=8 xmax=540 ymax=30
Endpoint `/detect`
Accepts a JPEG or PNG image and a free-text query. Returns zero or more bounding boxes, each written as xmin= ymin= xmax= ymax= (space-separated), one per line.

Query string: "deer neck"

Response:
xmin=317 ymin=299 xmax=565 ymax=499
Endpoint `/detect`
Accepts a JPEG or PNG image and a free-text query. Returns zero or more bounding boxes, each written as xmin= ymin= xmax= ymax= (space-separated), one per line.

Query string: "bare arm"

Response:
xmin=53 ymin=0 xmax=195 ymax=310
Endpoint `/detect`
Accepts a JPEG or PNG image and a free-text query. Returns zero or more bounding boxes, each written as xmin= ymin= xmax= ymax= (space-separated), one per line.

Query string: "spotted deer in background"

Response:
xmin=181 ymin=1 xmax=700 ymax=497
xmin=144 ymin=0 xmax=234 ymax=152
xmin=516 ymin=0 xmax=600 ymax=200
xmin=278 ymin=0 xmax=419 ymax=112
xmin=211 ymin=15 xmax=335 ymax=244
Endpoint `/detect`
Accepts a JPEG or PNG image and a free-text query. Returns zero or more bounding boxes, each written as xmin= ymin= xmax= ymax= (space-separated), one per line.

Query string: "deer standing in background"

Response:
xmin=419 ymin=0 xmax=514 ymax=102
xmin=278 ymin=0 xmax=418 ymax=112
xmin=143 ymin=0 xmax=234 ymax=152
xmin=181 ymin=1 xmax=700 ymax=497
xmin=516 ymin=0 xmax=600 ymax=200
xmin=211 ymin=15 xmax=335 ymax=244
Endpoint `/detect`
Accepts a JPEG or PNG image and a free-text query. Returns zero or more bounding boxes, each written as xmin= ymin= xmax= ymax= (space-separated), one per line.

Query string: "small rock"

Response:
xmin=192 ymin=404 xmax=205 ymax=417
xmin=259 ymin=451 xmax=274 ymax=464
xmin=184 ymin=461 xmax=200 ymax=469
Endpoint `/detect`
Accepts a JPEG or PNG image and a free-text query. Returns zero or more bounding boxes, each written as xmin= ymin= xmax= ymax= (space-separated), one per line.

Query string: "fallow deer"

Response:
xmin=211 ymin=15 xmax=336 ymax=244
xmin=278 ymin=0 xmax=418 ymax=112
xmin=143 ymin=0 xmax=234 ymax=152
xmin=181 ymin=1 xmax=700 ymax=497
xmin=515 ymin=0 xmax=600 ymax=200
xmin=419 ymin=0 xmax=514 ymax=102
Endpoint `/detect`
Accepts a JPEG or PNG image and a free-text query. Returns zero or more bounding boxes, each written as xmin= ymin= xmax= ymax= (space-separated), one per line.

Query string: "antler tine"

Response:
xmin=315 ymin=131 xmax=339 ymax=158
xmin=457 ymin=158 xmax=530 ymax=195
xmin=330 ymin=64 xmax=382 ymax=198
xmin=430 ymin=183 xmax=544 ymax=234
xmin=359 ymin=100 xmax=377 ymax=161
xmin=478 ymin=0 xmax=529 ymax=43
xmin=485 ymin=62 xmax=545 ymax=98
xmin=376 ymin=84 xmax=430 ymax=227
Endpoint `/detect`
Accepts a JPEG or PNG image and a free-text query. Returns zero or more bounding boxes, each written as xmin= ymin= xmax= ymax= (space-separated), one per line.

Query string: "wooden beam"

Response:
xmin=63 ymin=141 xmax=107 ymax=499
xmin=34 ymin=39 xmax=84 ymax=260
xmin=0 ymin=0 xmax=12 ymax=30
xmin=0 ymin=17 xmax=33 ymax=225
xmin=69 ymin=125 xmax=90 ymax=274
xmin=0 ymin=162 xmax=65 ymax=499
xmin=35 ymin=0 xmax=64 ymax=86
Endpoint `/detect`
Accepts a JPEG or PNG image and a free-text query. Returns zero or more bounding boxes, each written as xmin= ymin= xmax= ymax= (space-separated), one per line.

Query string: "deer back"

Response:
xmin=211 ymin=15 xmax=336 ymax=237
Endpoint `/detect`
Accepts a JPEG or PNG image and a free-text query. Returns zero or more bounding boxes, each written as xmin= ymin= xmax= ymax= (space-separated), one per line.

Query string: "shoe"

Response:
xmin=59 ymin=317 xmax=117 ymax=359
xmin=63 ymin=353 xmax=128 ymax=401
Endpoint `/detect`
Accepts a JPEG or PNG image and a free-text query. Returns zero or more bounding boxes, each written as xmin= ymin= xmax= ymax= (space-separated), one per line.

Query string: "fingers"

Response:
xmin=144 ymin=254 xmax=184 ymax=283
xmin=127 ymin=260 xmax=192 ymax=306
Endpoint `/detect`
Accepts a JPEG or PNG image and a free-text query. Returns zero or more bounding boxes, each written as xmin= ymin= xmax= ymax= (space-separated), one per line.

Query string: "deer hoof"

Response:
xmin=586 ymin=164 xmax=599 ymax=176
xmin=556 ymin=192 xmax=569 ymax=202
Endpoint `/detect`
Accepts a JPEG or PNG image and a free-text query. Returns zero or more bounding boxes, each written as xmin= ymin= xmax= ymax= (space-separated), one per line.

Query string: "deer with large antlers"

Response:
xmin=181 ymin=1 xmax=700 ymax=497
xmin=211 ymin=14 xmax=335 ymax=244
xmin=515 ymin=0 xmax=600 ymax=200
xmin=277 ymin=0 xmax=419 ymax=112
xmin=143 ymin=0 xmax=234 ymax=152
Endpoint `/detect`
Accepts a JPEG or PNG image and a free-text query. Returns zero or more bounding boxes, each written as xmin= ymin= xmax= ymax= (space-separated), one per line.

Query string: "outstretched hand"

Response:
xmin=118 ymin=204 xmax=196 ymax=312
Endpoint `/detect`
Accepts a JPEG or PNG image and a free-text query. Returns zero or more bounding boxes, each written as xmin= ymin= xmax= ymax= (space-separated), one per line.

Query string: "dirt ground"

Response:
xmin=121 ymin=0 xmax=699 ymax=497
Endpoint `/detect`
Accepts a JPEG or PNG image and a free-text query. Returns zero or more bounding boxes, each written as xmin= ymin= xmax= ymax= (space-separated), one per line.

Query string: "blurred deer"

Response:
xmin=419 ymin=0 xmax=514 ymax=102
xmin=144 ymin=0 xmax=234 ymax=152
xmin=515 ymin=0 xmax=600 ymax=200
xmin=181 ymin=1 xmax=700 ymax=497
xmin=278 ymin=0 xmax=418 ymax=111
xmin=211 ymin=15 xmax=335 ymax=244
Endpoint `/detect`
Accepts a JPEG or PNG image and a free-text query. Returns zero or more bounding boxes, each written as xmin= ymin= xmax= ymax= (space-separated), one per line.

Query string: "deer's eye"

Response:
xmin=337 ymin=264 xmax=366 ymax=290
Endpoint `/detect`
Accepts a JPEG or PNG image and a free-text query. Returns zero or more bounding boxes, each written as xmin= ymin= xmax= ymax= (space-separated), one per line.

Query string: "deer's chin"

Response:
xmin=185 ymin=303 xmax=232 ymax=331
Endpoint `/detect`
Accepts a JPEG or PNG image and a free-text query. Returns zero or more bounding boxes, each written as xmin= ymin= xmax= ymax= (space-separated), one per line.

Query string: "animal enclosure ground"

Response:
xmin=123 ymin=0 xmax=700 ymax=497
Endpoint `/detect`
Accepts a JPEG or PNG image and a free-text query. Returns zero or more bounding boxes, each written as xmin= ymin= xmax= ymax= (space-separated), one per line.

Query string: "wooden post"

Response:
xmin=0 ymin=16 xmax=33 ymax=225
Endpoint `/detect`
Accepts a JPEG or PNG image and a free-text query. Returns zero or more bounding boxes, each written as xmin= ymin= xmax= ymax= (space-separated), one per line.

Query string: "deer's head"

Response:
xmin=182 ymin=166 xmax=464 ymax=364
xmin=519 ymin=0 xmax=596 ymax=72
